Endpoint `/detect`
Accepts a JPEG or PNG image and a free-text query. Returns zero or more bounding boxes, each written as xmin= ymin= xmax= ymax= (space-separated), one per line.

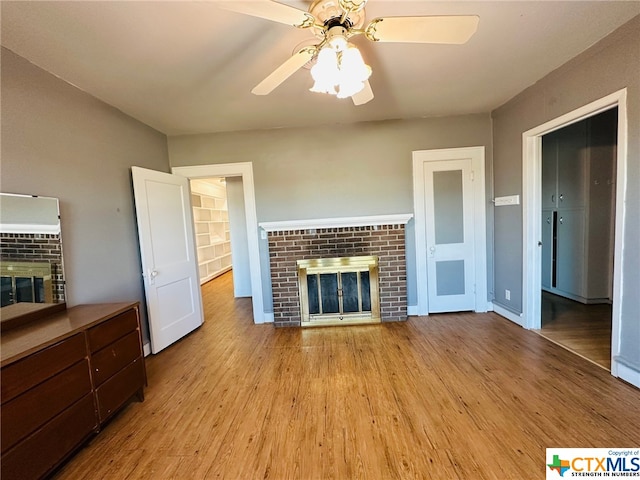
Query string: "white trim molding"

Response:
xmin=521 ymin=89 xmax=627 ymax=378
xmin=172 ymin=163 xmax=266 ymax=324
xmin=412 ymin=146 xmax=488 ymax=316
xmin=407 ymin=305 xmax=419 ymax=316
xmin=0 ymin=224 xmax=60 ymax=234
xmin=259 ymin=214 xmax=413 ymax=232
xmin=492 ymin=303 xmax=523 ymax=325
xmin=612 ymin=357 xmax=640 ymax=389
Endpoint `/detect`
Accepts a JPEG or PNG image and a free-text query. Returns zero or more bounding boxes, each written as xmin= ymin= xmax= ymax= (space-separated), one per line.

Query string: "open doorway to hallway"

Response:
xmin=535 ymin=107 xmax=617 ymax=370
xmin=172 ymin=162 xmax=265 ymax=324
xmin=191 ymin=178 xmax=232 ymax=284
xmin=190 ymin=176 xmax=253 ymax=316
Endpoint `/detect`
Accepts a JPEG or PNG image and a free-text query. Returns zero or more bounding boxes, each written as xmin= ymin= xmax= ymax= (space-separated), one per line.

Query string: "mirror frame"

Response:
xmin=1 ymin=193 xmax=66 ymax=325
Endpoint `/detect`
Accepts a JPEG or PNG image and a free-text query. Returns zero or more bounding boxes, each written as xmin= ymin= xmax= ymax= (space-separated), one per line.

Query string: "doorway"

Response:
xmin=521 ymin=89 xmax=627 ymax=377
xmin=191 ymin=178 xmax=233 ymax=285
xmin=172 ymin=163 xmax=266 ymax=324
xmin=190 ymin=177 xmax=252 ymax=300
xmin=535 ymin=108 xmax=617 ymax=370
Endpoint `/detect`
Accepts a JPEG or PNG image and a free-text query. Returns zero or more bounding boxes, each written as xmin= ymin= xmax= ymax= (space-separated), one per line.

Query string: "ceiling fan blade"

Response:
xmin=252 ymin=47 xmax=317 ymax=96
xmin=365 ymin=15 xmax=479 ymax=44
xmin=352 ymin=80 xmax=374 ymax=106
xmin=219 ymin=1 xmax=315 ymax=29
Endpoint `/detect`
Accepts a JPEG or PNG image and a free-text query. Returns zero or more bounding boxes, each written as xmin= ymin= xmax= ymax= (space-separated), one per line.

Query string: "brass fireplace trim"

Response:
xmin=1 ymin=261 xmax=53 ymax=305
xmin=297 ymin=256 xmax=380 ymax=327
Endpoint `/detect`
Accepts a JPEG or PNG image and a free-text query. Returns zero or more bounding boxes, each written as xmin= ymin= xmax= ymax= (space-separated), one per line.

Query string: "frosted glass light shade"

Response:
xmin=310 ymin=47 xmax=339 ymax=94
xmin=309 ymin=42 xmax=371 ymax=99
xmin=337 ymin=45 xmax=371 ymax=98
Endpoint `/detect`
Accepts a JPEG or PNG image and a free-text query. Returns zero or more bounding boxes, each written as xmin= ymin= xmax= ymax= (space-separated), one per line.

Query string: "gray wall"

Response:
xmin=226 ymin=176 xmax=252 ymax=297
xmin=492 ymin=16 xmax=640 ymax=370
xmin=1 ymin=47 xmax=170 ymax=341
xmin=168 ymin=115 xmax=494 ymax=312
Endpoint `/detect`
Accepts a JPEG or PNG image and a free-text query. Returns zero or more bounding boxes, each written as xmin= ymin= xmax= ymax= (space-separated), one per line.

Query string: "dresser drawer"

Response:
xmin=87 ymin=308 xmax=138 ymax=353
xmin=91 ymin=331 xmax=141 ymax=387
xmin=96 ymin=357 xmax=145 ymax=423
xmin=1 ymin=333 xmax=86 ymax=404
xmin=1 ymin=393 xmax=96 ymax=480
xmin=1 ymin=359 xmax=93 ymax=454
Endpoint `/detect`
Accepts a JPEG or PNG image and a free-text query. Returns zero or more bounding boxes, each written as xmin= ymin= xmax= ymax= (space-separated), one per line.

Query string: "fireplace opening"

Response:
xmin=297 ymin=256 xmax=380 ymax=326
xmin=1 ymin=262 xmax=53 ymax=307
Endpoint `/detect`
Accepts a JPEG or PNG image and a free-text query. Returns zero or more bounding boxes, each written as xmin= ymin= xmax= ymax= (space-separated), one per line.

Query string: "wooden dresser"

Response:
xmin=1 ymin=302 xmax=146 ymax=480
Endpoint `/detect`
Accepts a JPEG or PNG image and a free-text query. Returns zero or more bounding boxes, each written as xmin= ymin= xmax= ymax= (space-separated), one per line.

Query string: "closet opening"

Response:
xmin=536 ymin=107 xmax=617 ymax=370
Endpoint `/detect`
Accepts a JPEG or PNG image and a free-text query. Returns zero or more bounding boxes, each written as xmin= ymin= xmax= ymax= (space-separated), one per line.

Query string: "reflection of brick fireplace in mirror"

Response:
xmin=0 ymin=193 xmax=66 ymax=309
xmin=1 ymin=261 xmax=56 ymax=307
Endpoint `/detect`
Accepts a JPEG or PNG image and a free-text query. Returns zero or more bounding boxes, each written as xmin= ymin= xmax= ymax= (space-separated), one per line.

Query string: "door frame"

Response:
xmin=172 ymin=162 xmax=266 ymax=324
xmin=412 ymin=146 xmax=488 ymax=315
xmin=521 ymin=89 xmax=627 ymax=375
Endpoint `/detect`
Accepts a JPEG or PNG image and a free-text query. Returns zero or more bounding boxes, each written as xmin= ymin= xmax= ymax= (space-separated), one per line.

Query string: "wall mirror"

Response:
xmin=0 ymin=193 xmax=66 ymax=323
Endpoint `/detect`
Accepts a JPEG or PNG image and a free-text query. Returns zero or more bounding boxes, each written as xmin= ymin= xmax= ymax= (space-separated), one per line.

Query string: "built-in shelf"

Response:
xmin=191 ymin=183 xmax=232 ymax=285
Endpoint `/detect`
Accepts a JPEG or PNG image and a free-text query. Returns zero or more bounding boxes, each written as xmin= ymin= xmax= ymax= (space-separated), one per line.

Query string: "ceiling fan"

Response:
xmin=220 ymin=0 xmax=479 ymax=105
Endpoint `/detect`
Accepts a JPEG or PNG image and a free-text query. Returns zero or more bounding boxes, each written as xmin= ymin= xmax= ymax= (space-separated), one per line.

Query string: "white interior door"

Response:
xmin=132 ymin=166 xmax=203 ymax=354
xmin=424 ymin=159 xmax=476 ymax=312
xmin=413 ymin=147 xmax=487 ymax=316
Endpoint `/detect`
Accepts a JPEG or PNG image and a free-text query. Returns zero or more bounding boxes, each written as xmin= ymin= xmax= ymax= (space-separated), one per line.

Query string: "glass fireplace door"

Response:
xmin=297 ymin=256 xmax=379 ymax=326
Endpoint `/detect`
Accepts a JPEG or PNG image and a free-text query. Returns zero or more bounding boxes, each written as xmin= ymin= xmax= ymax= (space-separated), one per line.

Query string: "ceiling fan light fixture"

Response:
xmin=227 ymin=0 xmax=479 ymax=105
xmin=310 ymin=42 xmax=371 ymax=99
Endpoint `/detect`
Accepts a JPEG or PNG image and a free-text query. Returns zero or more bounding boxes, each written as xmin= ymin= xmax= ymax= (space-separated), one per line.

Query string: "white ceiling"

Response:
xmin=2 ymin=1 xmax=639 ymax=136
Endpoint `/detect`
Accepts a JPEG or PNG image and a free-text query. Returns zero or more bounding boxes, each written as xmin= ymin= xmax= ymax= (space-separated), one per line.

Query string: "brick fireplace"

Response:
xmin=260 ymin=215 xmax=412 ymax=327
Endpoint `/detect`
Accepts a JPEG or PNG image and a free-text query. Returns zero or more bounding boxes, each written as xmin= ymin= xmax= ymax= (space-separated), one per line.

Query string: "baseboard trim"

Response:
xmin=143 ymin=342 xmax=151 ymax=357
xmin=262 ymin=312 xmax=274 ymax=323
xmin=407 ymin=303 xmax=492 ymax=317
xmin=492 ymin=303 xmax=523 ymax=326
xmin=612 ymin=358 xmax=640 ymax=389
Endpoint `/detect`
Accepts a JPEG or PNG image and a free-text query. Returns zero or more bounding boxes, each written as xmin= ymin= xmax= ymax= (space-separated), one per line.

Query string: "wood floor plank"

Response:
xmin=52 ymin=272 xmax=640 ymax=480
xmin=536 ymin=291 xmax=612 ymax=369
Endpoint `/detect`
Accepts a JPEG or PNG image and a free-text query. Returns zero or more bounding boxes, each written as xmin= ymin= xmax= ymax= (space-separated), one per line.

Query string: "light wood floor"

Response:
xmin=54 ymin=272 xmax=640 ymax=480
xmin=535 ymin=292 xmax=612 ymax=370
